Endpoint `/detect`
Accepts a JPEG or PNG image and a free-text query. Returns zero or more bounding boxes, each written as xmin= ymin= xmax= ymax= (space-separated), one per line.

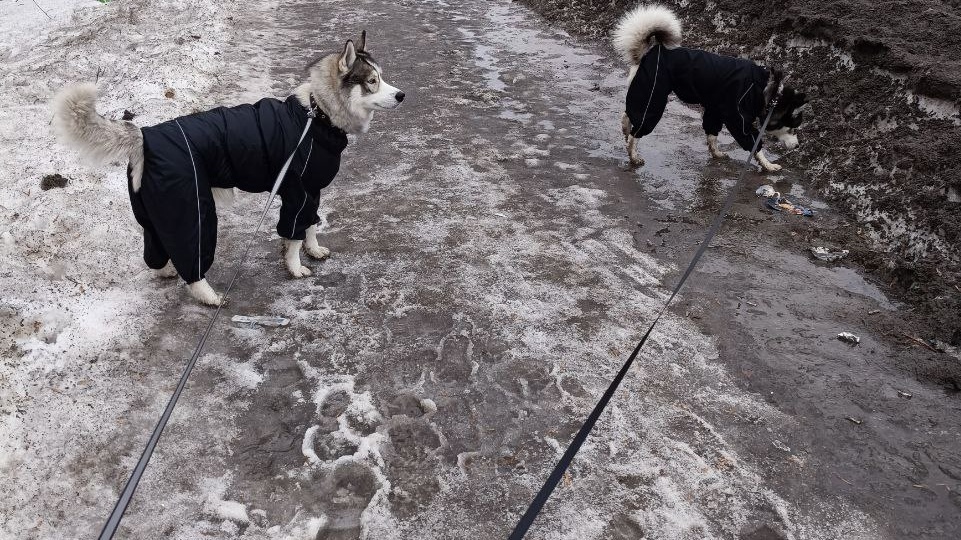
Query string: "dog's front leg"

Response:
xmin=188 ymin=279 xmax=224 ymax=306
xmin=303 ymin=224 xmax=331 ymax=260
xmin=754 ymin=149 xmax=782 ymax=172
xmin=284 ymin=239 xmax=312 ymax=277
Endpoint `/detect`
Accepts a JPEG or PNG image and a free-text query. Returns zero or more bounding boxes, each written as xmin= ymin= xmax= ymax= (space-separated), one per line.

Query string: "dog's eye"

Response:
xmin=367 ymin=78 xmax=377 ymax=84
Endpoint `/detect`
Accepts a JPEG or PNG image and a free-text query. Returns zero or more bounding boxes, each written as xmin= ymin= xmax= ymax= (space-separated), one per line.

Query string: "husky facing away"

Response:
xmin=613 ymin=5 xmax=807 ymax=171
xmin=53 ymin=32 xmax=404 ymax=305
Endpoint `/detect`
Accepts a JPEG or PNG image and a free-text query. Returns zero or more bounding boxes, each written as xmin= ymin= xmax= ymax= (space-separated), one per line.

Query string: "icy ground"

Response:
xmin=0 ymin=0 xmax=896 ymax=538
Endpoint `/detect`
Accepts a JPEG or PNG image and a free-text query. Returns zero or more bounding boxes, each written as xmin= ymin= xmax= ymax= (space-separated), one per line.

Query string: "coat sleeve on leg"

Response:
xmin=276 ymin=140 xmax=320 ymax=241
xmin=140 ymin=123 xmax=217 ymax=284
xmin=702 ymin=107 xmax=724 ymax=137
xmin=625 ymin=44 xmax=671 ymax=139
xmin=724 ymin=82 xmax=765 ymax=152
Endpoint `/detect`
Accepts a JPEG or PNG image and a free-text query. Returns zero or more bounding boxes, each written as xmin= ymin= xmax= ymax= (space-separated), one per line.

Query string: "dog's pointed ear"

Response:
xmin=338 ymin=40 xmax=357 ymax=73
xmin=358 ymin=30 xmax=367 ymax=52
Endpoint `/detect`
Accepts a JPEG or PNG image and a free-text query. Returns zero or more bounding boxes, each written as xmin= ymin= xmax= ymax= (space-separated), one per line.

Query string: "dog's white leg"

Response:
xmin=754 ymin=149 xmax=782 ymax=172
xmin=211 ymin=187 xmax=236 ymax=208
xmin=622 ymin=113 xmax=644 ymax=167
xmin=627 ymin=135 xmax=644 ymax=167
xmin=303 ymin=224 xmax=331 ymax=260
xmin=706 ymin=134 xmax=729 ymax=159
xmin=284 ymin=239 xmax=312 ymax=277
xmin=188 ymin=279 xmax=224 ymax=306
xmin=155 ymin=261 xmax=178 ymax=279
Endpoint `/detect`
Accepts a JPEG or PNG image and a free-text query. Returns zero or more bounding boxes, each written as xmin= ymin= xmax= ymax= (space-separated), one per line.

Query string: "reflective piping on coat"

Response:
xmin=174 ymin=120 xmax=202 ymax=280
xmin=738 ymin=83 xmax=755 ymax=137
xmin=290 ymin=140 xmax=313 ymax=238
xmin=300 ymin=141 xmax=313 ymax=177
xmin=632 ymin=44 xmax=662 ymax=138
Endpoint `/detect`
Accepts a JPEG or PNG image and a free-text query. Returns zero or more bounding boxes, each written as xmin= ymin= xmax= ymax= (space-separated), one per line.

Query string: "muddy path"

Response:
xmin=33 ymin=0 xmax=960 ymax=539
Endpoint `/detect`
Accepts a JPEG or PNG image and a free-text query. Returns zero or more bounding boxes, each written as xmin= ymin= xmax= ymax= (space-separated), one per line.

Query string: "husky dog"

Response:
xmin=613 ymin=5 xmax=807 ymax=171
xmin=52 ymin=32 xmax=404 ymax=305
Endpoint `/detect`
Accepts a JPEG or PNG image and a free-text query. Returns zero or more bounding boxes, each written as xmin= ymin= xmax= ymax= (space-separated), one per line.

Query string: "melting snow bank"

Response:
xmin=0 ymin=0 xmax=253 ymax=537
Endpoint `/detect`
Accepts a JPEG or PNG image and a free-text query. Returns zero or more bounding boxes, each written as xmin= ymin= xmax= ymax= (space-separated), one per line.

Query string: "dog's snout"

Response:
xmin=395 ymin=91 xmax=405 ymax=103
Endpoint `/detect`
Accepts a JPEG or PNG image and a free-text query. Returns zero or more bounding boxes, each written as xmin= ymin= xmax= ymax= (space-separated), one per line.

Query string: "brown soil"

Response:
xmin=515 ymin=0 xmax=961 ymax=344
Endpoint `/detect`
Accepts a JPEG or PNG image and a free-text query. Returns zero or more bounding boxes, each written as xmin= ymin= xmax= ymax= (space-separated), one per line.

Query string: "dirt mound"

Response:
xmin=518 ymin=0 xmax=961 ymax=340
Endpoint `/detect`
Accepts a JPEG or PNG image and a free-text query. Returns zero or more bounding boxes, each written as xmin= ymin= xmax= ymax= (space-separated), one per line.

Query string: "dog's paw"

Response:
xmin=305 ymin=244 xmax=331 ymax=260
xmin=710 ymin=150 xmax=730 ymax=160
xmin=188 ymin=280 xmax=224 ymax=306
xmin=628 ymin=157 xmax=645 ymax=168
xmin=288 ymin=264 xmax=312 ymax=278
xmin=155 ymin=261 xmax=178 ymax=279
xmin=761 ymin=163 xmax=783 ymax=173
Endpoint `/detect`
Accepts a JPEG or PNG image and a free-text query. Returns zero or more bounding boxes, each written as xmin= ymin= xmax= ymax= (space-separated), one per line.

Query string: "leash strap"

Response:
xmin=508 ymin=104 xmax=778 ymax=540
xmin=97 ymin=115 xmax=315 ymax=540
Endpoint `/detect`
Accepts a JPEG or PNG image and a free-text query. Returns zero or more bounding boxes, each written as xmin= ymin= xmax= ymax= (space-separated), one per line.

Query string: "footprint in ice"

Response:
xmin=382 ymin=415 xmax=444 ymax=518
xmin=314 ymin=461 xmax=379 ymax=540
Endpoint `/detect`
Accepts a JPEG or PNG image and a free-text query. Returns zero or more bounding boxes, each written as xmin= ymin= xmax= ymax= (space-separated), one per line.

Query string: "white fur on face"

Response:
xmin=767 ymin=127 xmax=799 ymax=150
xmin=355 ymin=64 xmax=404 ymax=112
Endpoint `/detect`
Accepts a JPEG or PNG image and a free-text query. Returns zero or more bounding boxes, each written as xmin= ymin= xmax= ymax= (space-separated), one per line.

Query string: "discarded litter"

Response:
xmin=837 ymin=332 xmax=860 ymax=345
xmin=896 ymin=390 xmax=913 ymax=399
xmin=764 ymin=196 xmax=814 ymax=216
xmin=810 ymin=246 xmax=849 ymax=262
xmin=231 ymin=315 xmax=289 ymax=327
xmin=846 ymin=417 xmax=862 ymax=425
xmin=756 ymin=186 xmax=814 ymax=216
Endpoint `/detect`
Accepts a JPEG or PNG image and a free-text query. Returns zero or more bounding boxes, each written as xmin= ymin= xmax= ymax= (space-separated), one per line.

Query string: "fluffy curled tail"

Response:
xmin=613 ymin=4 xmax=683 ymax=64
xmin=52 ymin=83 xmax=144 ymax=186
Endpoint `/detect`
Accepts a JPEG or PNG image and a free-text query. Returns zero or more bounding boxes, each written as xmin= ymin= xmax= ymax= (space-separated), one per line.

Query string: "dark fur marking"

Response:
xmin=767 ymin=87 xmax=808 ymax=131
xmin=342 ymin=52 xmax=380 ymax=95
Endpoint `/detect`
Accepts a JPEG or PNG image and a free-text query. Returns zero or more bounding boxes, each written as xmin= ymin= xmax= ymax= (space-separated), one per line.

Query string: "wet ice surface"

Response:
xmin=163 ymin=1 xmax=882 ymax=539
xmin=0 ymin=0 xmax=897 ymax=538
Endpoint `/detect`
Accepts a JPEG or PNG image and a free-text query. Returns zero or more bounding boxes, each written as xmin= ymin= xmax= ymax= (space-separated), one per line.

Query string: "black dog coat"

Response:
xmin=626 ymin=44 xmax=770 ymax=152
xmin=128 ymin=96 xmax=348 ymax=284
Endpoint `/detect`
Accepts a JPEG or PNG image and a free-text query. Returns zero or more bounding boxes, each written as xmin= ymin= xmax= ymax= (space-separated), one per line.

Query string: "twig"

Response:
xmin=835 ymin=473 xmax=853 ymax=486
xmin=899 ymin=333 xmax=938 ymax=352
xmin=30 ymin=0 xmax=53 ymax=20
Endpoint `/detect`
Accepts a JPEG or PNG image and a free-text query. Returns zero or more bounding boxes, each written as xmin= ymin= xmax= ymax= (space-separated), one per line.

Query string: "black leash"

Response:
xmin=508 ymin=102 xmax=779 ymax=540
xmin=97 ymin=103 xmax=319 ymax=539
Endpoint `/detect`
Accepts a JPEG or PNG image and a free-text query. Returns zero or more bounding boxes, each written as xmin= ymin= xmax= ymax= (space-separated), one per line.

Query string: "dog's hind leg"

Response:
xmin=703 ymin=108 xmax=728 ymax=159
xmin=706 ymin=135 xmax=728 ymax=159
xmin=622 ymin=112 xmax=644 ymax=167
xmin=156 ymin=261 xmax=178 ymax=278
xmin=303 ymin=224 xmax=331 ymax=260
xmin=754 ymin=149 xmax=782 ymax=172
xmin=627 ymin=135 xmax=644 ymax=167
xmin=284 ymin=239 xmax=312 ymax=277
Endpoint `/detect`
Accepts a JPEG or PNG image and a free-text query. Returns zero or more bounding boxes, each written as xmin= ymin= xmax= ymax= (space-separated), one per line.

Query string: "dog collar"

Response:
xmin=306 ymin=93 xmax=346 ymax=136
xmin=307 ymin=93 xmax=324 ymax=119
